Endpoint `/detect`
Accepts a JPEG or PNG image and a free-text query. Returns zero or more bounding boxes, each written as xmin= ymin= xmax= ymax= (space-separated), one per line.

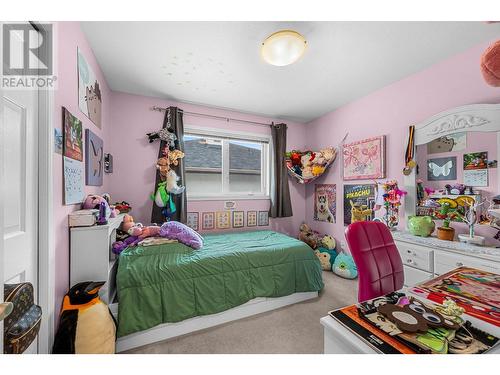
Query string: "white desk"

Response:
xmin=321 ymin=289 xmax=500 ymax=354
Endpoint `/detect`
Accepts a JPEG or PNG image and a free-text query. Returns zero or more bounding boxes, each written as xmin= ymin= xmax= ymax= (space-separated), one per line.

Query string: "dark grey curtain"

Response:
xmin=151 ymin=107 xmax=187 ymax=224
xmin=269 ymin=123 xmax=293 ymax=218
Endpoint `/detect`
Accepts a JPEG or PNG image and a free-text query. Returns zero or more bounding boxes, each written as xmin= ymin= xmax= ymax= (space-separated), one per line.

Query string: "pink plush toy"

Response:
xmin=128 ymin=225 xmax=161 ymax=240
xmin=481 ymin=40 xmax=500 ymax=87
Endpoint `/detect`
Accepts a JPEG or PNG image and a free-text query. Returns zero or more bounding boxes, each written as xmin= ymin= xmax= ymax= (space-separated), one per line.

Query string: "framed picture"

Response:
xmin=201 ymin=212 xmax=215 ymax=230
xmin=247 ymin=211 xmax=257 ymax=227
xmin=427 ymin=132 xmax=467 ymax=154
xmin=54 ymin=128 xmax=63 ymax=154
xmin=63 ymin=156 xmax=85 ymax=205
xmin=258 ymin=211 xmax=269 ymax=226
xmin=314 ymin=184 xmax=336 ymax=223
xmin=232 ymin=211 xmax=244 ymax=228
xmin=342 ymin=135 xmax=385 ymax=180
xmin=85 ymin=129 xmax=104 ymax=186
xmin=187 ymin=212 xmax=199 ymax=231
xmin=216 ymin=211 xmax=231 ymax=229
xmin=63 ymin=107 xmax=83 ymax=161
xmin=464 ymin=152 xmax=488 ymax=170
xmin=427 ymin=156 xmax=457 ymax=181
xmin=343 ymin=184 xmax=376 ymax=226
xmin=78 ymin=48 xmax=102 ymax=128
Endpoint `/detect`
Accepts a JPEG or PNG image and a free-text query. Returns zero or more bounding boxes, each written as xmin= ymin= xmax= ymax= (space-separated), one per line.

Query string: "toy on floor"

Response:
xmin=298 ymin=223 xmax=321 ymax=249
xmin=333 ymin=252 xmax=358 ymax=279
xmin=314 ymin=235 xmax=338 ymax=270
xmin=52 ymin=281 xmax=116 ymax=354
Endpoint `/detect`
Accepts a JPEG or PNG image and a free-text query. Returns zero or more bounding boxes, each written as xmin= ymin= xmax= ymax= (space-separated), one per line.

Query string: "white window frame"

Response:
xmin=184 ymin=125 xmax=271 ymax=201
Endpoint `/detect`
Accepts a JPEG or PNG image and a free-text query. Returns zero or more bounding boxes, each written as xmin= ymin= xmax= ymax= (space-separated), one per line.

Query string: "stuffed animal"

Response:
xmin=166 ymin=169 xmax=185 ymax=195
xmin=321 ymin=235 xmax=336 ymax=250
xmin=121 ymin=214 xmax=136 ymax=232
xmin=156 ymin=156 xmax=171 ymax=181
xmin=301 ymin=153 xmax=314 ymax=179
xmin=315 ymin=247 xmax=337 ymax=271
xmin=128 ymin=225 xmax=161 ymax=240
xmin=146 ymin=128 xmax=177 ymax=148
xmin=290 ymin=151 xmax=302 ymax=166
xmin=321 ymin=147 xmax=337 ymax=163
xmin=82 ymin=194 xmax=119 ymax=220
xmin=333 ymin=253 xmax=358 ymax=279
xmin=112 ymin=235 xmax=140 ymax=254
xmin=113 ymin=201 xmax=131 ymax=213
xmin=168 ymin=149 xmax=185 ymax=166
xmin=298 ymin=223 xmax=320 ymax=249
xmin=52 ymin=282 xmax=116 ymax=353
xmin=312 ymin=165 xmax=325 ymax=176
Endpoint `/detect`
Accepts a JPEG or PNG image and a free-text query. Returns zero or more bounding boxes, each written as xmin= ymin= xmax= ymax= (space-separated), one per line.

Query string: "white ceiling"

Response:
xmin=81 ymin=22 xmax=500 ymax=123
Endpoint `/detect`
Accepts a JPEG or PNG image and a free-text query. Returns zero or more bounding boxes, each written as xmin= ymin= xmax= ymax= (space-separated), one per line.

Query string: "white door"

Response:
xmin=1 ymin=22 xmax=40 ymax=354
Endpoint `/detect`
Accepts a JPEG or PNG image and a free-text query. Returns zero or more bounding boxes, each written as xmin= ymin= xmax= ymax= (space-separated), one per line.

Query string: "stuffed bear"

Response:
xmin=168 ymin=149 xmax=185 ymax=166
xmin=128 ymin=225 xmax=161 ymax=240
xmin=121 ymin=214 xmax=136 ymax=232
xmin=156 ymin=156 xmax=170 ymax=181
xmin=301 ymin=153 xmax=314 ymax=179
xmin=321 ymin=147 xmax=336 ymax=163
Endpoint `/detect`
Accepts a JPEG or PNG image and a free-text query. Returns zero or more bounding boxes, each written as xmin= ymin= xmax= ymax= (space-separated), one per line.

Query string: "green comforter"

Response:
xmin=116 ymin=230 xmax=323 ymax=337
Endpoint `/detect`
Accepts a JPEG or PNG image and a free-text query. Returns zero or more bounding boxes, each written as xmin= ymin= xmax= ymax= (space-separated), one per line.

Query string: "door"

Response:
xmin=1 ymin=22 xmax=40 ymax=354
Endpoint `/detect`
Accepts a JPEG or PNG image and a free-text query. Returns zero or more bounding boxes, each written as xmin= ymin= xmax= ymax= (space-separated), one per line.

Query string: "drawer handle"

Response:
xmin=456 ymin=262 xmax=464 ymax=267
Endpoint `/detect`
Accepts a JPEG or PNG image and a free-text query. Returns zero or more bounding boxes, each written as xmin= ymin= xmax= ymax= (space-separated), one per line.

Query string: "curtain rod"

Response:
xmin=151 ymin=106 xmax=272 ymax=127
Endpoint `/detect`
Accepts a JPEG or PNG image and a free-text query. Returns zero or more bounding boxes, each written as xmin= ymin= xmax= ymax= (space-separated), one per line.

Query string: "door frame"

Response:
xmin=34 ymin=21 xmax=55 ymax=354
xmin=0 ymin=22 xmax=55 ymax=354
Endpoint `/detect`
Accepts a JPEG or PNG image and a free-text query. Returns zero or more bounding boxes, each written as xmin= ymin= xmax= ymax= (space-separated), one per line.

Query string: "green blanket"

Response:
xmin=116 ymin=230 xmax=323 ymax=337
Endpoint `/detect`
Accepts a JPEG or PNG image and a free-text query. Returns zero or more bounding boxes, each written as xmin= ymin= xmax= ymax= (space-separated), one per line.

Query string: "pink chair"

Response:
xmin=345 ymin=221 xmax=404 ymax=302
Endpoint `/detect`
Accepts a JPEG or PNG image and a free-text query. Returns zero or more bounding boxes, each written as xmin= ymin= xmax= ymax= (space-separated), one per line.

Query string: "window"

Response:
xmin=184 ymin=127 xmax=270 ymax=199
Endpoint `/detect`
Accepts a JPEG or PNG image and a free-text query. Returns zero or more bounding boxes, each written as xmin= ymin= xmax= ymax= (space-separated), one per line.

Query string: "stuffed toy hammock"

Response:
xmin=286 ymin=147 xmax=337 ymax=184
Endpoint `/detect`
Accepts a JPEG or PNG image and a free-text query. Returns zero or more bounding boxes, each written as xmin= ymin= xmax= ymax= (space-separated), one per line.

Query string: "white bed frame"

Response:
xmin=70 ymin=215 xmax=319 ymax=353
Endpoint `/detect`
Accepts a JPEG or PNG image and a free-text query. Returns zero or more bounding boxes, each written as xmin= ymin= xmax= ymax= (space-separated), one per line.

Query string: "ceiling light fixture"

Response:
xmin=261 ymin=30 xmax=307 ymax=67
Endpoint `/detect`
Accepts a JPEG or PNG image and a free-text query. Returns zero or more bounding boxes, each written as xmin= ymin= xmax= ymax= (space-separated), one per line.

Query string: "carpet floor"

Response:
xmin=125 ymin=272 xmax=357 ymax=354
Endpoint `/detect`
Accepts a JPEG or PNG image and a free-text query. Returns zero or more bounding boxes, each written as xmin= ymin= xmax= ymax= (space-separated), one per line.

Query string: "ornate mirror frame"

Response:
xmin=403 ymin=103 xmax=500 ymax=224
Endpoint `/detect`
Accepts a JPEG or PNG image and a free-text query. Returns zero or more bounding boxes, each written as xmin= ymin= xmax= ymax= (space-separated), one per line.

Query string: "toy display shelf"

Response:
xmin=286 ymin=154 xmax=336 ymax=184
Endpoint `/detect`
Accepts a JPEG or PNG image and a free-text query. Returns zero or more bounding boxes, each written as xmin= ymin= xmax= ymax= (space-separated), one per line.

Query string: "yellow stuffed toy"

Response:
xmin=350 ymin=200 xmax=373 ymax=223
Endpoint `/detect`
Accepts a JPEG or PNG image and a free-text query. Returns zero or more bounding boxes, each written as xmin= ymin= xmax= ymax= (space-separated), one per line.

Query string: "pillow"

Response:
xmin=159 ymin=221 xmax=204 ymax=249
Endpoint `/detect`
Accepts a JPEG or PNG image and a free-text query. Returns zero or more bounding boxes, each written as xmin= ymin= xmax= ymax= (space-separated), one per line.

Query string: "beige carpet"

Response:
xmin=125 ymin=272 xmax=358 ymax=354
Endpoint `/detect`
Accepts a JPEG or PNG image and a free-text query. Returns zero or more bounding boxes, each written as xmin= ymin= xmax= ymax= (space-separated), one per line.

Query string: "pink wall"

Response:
xmin=305 ymin=39 xmax=500 ymax=248
xmin=106 ymin=92 xmax=307 ymax=236
xmin=53 ymin=22 xmax=112 ymax=322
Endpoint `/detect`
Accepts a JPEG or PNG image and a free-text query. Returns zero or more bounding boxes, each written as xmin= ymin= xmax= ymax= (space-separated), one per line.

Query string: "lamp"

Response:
xmin=261 ymin=30 xmax=307 ymax=66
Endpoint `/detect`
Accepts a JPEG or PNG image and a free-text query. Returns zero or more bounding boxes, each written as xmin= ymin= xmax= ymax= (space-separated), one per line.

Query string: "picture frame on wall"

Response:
xmin=427 ymin=156 xmax=457 ymax=181
xmin=314 ymin=184 xmax=336 ymax=223
xmin=78 ymin=47 xmax=103 ymax=128
xmin=216 ymin=211 xmax=231 ymax=229
xmin=342 ymin=135 xmax=386 ymax=180
xmin=258 ymin=211 xmax=269 ymax=226
xmin=232 ymin=211 xmax=244 ymax=228
xmin=85 ymin=129 xmax=104 ymax=186
xmin=201 ymin=212 xmax=215 ymax=230
xmin=63 ymin=107 xmax=83 ymax=162
xmin=247 ymin=211 xmax=257 ymax=227
xmin=187 ymin=212 xmax=199 ymax=231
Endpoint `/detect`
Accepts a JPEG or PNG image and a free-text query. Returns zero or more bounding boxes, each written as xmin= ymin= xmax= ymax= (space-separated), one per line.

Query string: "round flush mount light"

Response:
xmin=261 ymin=30 xmax=307 ymax=66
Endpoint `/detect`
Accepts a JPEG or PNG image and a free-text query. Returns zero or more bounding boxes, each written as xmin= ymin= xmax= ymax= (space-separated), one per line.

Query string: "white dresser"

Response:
xmin=392 ymin=231 xmax=500 ymax=286
xmin=69 ymin=214 xmax=125 ymax=304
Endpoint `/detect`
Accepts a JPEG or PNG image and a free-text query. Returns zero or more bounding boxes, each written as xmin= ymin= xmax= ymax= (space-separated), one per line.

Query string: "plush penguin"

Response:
xmin=52 ymin=281 xmax=116 ymax=354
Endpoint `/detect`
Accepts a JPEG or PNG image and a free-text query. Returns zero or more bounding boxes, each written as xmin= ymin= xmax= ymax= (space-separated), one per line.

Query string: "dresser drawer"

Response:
xmin=403 ymin=265 xmax=433 ymax=287
xmin=434 ymin=252 xmax=500 ymax=275
xmin=395 ymin=241 xmax=433 ymax=272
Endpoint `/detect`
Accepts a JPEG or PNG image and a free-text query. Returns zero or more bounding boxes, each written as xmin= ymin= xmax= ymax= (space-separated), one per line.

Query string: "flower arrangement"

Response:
xmin=380 ymin=180 xmax=407 ymax=229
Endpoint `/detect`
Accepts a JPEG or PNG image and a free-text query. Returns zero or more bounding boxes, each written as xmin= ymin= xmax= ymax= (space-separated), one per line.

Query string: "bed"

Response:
xmin=113 ymin=230 xmax=323 ymax=350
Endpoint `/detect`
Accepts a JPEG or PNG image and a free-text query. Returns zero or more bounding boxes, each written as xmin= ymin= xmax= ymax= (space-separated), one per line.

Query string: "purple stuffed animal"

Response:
xmin=112 ymin=235 xmax=140 ymax=255
xmin=159 ymin=221 xmax=204 ymax=249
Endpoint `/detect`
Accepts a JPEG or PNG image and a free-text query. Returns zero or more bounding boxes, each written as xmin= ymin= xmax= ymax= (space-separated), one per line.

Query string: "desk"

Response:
xmin=321 ymin=268 xmax=500 ymax=354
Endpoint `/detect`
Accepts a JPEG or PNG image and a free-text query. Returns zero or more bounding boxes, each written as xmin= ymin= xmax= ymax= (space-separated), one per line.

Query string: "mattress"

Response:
xmin=116 ymin=230 xmax=324 ymax=337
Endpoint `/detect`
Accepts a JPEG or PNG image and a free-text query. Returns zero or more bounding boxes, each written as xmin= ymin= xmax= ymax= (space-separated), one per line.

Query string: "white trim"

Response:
xmin=37 ymin=85 xmax=54 ymax=354
xmin=0 ymin=56 xmax=5 ymax=355
xmin=188 ymin=195 xmax=270 ymax=201
xmin=185 ymin=124 xmax=271 ymax=143
xmin=113 ymin=291 xmax=318 ymax=353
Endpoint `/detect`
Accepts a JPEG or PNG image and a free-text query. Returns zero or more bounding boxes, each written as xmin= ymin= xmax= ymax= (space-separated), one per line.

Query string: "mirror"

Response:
xmin=403 ymin=103 xmax=500 ymax=246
